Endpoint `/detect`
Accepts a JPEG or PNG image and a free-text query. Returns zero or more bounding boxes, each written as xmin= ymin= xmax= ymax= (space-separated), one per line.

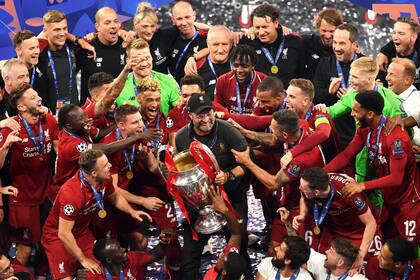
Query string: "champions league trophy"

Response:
xmin=157 ymin=141 xmax=227 ymax=234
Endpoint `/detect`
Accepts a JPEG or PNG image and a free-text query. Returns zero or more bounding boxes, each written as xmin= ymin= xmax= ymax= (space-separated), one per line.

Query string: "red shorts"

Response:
xmin=8 ymin=204 xmax=41 ymax=244
xmin=141 ymin=202 xmax=178 ymax=229
xmin=382 ymin=200 xmax=420 ymax=247
xmin=41 ymin=231 xmax=97 ymax=280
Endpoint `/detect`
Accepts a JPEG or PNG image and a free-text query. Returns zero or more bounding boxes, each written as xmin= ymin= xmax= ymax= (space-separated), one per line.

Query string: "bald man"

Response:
xmin=168 ymin=1 xmax=208 ymax=83
xmin=196 ymin=25 xmax=233 ymax=99
xmin=77 ymin=7 xmax=126 ymax=104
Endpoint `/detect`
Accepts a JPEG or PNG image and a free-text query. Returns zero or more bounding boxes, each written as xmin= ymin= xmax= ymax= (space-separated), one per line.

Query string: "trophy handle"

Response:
xmin=189 ymin=141 xmax=220 ymax=178
xmin=156 ymin=145 xmax=175 ymax=181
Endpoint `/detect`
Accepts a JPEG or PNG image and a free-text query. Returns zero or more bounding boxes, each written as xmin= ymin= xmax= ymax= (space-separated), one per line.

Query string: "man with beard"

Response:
xmin=231 ymin=110 xmax=324 ymax=254
xmin=0 ymin=83 xmax=58 ymax=270
xmin=175 ymin=93 xmax=252 ymax=279
xmin=46 ymin=104 xmax=160 ymax=203
xmin=196 ymin=25 xmax=233 ymax=100
xmin=166 ymin=74 xmax=205 ymax=147
xmin=313 ymin=23 xmax=361 ymax=149
xmin=256 ymin=235 xmax=312 ymax=280
xmin=131 ymin=77 xmax=181 ymax=280
xmin=168 ymin=1 xmax=208 ymax=83
xmin=41 ymin=150 xmax=151 ymax=280
xmin=365 ymin=237 xmax=419 ymax=279
xmin=325 ymin=91 xmax=420 ymax=248
xmin=239 ymin=3 xmax=305 ymax=87
xmin=214 ymin=45 xmax=267 ymax=115
xmin=377 ymin=17 xmax=420 ymax=89
xmin=303 ymin=8 xmax=343 ymax=80
xmin=315 ymin=57 xmax=403 ymax=182
xmin=283 ymin=79 xmax=340 ymax=165
xmin=116 ymin=39 xmax=179 ymax=117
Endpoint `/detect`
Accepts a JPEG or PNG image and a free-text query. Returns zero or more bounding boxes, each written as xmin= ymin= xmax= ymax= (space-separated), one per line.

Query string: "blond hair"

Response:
xmin=126 ymin=38 xmax=150 ymax=56
xmin=391 ymin=58 xmax=417 ymax=78
xmin=137 ymin=77 xmax=160 ymax=94
xmin=134 ymin=2 xmax=158 ymax=25
xmin=351 ymin=57 xmax=378 ymax=77
xmin=289 ymin=78 xmax=315 ymax=100
xmin=43 ymin=10 xmax=66 ymax=24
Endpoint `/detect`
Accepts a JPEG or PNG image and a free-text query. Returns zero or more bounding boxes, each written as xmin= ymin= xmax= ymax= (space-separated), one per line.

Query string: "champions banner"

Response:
xmin=0 ymin=0 xmax=418 ymax=59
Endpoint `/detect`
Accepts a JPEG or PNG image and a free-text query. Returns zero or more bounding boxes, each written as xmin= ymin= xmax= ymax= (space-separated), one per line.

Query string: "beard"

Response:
xmin=359 ymin=115 xmax=369 ymax=128
xmin=271 ymin=258 xmax=286 ymax=270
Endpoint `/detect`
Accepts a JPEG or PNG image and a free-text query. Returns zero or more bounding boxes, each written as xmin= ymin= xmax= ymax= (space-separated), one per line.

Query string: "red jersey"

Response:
xmin=280 ymin=121 xmax=325 ymax=210
xmin=165 ymin=104 xmax=190 ymax=135
xmin=81 ymin=98 xmax=115 ymax=129
xmin=214 ymin=70 xmax=267 ymax=114
xmin=365 ymin=258 xmax=420 ymax=280
xmin=143 ymin=113 xmax=169 ymax=148
xmin=315 ymin=173 xmax=370 ymax=240
xmin=100 ymin=128 xmax=141 ymax=191
xmin=42 ymin=171 xmax=115 ymax=242
xmin=48 ymin=128 xmax=98 ymax=201
xmin=0 ymin=113 xmax=58 ymax=205
xmin=86 ymin=251 xmax=153 ymax=280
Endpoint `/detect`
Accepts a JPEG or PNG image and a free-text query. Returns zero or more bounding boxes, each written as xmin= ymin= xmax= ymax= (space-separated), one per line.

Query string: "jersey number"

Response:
xmin=404 ymin=220 xmax=416 ymax=237
xmin=368 ymin=235 xmax=382 ymax=255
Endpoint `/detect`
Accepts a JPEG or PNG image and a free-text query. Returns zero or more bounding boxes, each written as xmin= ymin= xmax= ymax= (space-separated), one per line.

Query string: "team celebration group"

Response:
xmin=0 ymin=1 xmax=419 ymax=279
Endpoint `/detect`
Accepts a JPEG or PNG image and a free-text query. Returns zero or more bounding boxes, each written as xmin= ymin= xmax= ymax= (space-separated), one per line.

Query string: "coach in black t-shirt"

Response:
xmin=175 ymin=93 xmax=253 ymax=279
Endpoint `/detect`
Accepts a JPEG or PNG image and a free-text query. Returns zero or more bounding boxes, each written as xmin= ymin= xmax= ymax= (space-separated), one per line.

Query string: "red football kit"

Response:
xmin=203 ymin=244 xmax=240 ymax=280
xmin=325 ymin=117 xmax=420 ymax=246
xmin=42 ymin=171 xmax=115 ymax=279
xmin=214 ymin=70 xmax=267 ymax=114
xmin=271 ymin=121 xmax=325 ymax=244
xmin=0 ymin=113 xmax=58 ymax=244
xmin=81 ymin=97 xmax=115 ymax=129
xmin=47 ymin=127 xmax=98 ymax=201
xmin=165 ymin=104 xmax=190 ymax=135
xmin=365 ymin=258 xmax=420 ymax=280
xmin=86 ymin=251 xmax=154 ymax=280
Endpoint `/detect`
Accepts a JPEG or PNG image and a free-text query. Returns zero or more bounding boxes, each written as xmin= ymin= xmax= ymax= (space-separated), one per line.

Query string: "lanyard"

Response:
xmin=144 ymin=113 xmax=161 ymax=148
xmin=47 ymin=44 xmax=73 ymax=96
xmin=366 ymin=115 xmax=386 ymax=161
xmin=390 ymin=261 xmax=413 ymax=280
xmin=261 ymin=36 xmax=285 ymax=67
xmin=18 ymin=115 xmax=44 ymax=154
xmin=373 ymin=84 xmax=379 ymax=92
xmin=79 ymin=170 xmax=105 ymax=211
xmin=30 ymin=68 xmax=36 ymax=86
xmin=397 ymin=51 xmax=418 ymax=64
xmin=304 ymin=104 xmax=313 ymax=121
xmin=175 ymin=31 xmax=199 ymax=72
xmin=326 ymin=271 xmax=348 ymax=280
xmin=115 ymin=128 xmax=135 ymax=171
xmin=207 ymin=56 xmax=232 ymax=80
xmin=64 ymin=129 xmax=93 ymax=143
xmin=275 ymin=268 xmax=300 ymax=280
xmin=277 ymin=101 xmax=287 ymax=112
xmin=313 ymin=184 xmax=334 ymax=227
xmin=104 ymin=267 xmax=124 ymax=280
xmin=336 ymin=54 xmax=358 ymax=89
xmin=235 ymin=72 xmax=254 ymax=114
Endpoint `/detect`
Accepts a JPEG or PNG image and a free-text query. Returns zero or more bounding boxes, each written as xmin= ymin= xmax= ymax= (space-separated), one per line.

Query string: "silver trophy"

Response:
xmin=157 ymin=141 xmax=227 ymax=234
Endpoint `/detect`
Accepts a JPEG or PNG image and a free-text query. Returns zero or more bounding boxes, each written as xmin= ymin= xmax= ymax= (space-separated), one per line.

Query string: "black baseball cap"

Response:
xmin=187 ymin=93 xmax=213 ymax=114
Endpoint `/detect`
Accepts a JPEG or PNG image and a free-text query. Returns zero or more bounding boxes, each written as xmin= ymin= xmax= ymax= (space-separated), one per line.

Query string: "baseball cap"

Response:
xmin=187 ymin=93 xmax=213 ymax=114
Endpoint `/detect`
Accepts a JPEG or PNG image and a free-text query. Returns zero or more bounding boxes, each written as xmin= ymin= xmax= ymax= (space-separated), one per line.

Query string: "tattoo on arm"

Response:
xmin=250 ymin=131 xmax=278 ymax=147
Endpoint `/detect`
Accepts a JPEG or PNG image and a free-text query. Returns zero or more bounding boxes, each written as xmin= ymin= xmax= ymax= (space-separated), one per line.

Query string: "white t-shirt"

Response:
xmin=307 ymin=249 xmax=367 ymax=280
xmin=400 ymin=85 xmax=420 ymax=146
xmin=257 ymin=257 xmax=313 ymax=280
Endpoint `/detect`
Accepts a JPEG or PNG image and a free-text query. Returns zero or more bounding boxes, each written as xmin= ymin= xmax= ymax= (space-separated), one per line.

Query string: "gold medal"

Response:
xmin=126 ymin=170 xmax=134 ymax=180
xmin=313 ymin=226 xmax=321 ymax=235
xmin=271 ymin=65 xmax=279 ymax=74
xmin=98 ymin=209 xmax=107 ymax=219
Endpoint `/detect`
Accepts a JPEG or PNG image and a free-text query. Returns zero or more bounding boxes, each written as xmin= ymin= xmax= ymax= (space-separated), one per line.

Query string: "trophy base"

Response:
xmin=195 ymin=207 xmax=227 ymax=234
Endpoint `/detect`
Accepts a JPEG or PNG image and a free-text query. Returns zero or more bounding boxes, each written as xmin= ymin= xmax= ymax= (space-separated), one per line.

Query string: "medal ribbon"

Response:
xmin=18 ymin=115 xmax=44 ymax=155
xmin=313 ymin=184 xmax=334 ymax=228
xmin=47 ymin=44 xmax=73 ymax=97
xmin=143 ymin=113 xmax=161 ymax=148
xmin=397 ymin=51 xmax=418 ymax=64
xmin=261 ymin=36 xmax=285 ymax=69
xmin=175 ymin=31 xmax=199 ymax=72
xmin=389 ymin=261 xmax=413 ymax=280
xmin=104 ymin=267 xmax=124 ymax=280
xmin=326 ymin=271 xmax=349 ymax=280
xmin=336 ymin=54 xmax=358 ymax=89
xmin=304 ymin=104 xmax=313 ymax=121
xmin=366 ymin=115 xmax=386 ymax=162
xmin=275 ymin=267 xmax=300 ymax=280
xmin=207 ymin=56 xmax=232 ymax=80
xmin=79 ymin=170 xmax=105 ymax=211
xmin=235 ymin=71 xmax=254 ymax=114
xmin=115 ymin=128 xmax=135 ymax=172
xmin=30 ymin=68 xmax=36 ymax=86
